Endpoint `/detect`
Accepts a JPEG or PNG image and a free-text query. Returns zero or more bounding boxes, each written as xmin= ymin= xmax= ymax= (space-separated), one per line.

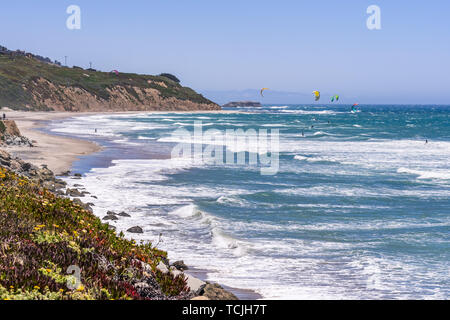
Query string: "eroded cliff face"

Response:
xmin=24 ymin=78 xmax=220 ymax=112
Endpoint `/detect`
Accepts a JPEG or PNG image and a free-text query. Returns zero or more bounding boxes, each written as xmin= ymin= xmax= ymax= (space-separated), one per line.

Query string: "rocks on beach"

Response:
xmin=0 ymin=120 xmax=34 ymax=147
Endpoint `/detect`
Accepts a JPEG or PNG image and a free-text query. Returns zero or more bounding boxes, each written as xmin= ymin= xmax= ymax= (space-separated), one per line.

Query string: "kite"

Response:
xmin=312 ymin=91 xmax=320 ymax=101
xmin=331 ymin=95 xmax=339 ymax=102
xmin=260 ymin=88 xmax=269 ymax=97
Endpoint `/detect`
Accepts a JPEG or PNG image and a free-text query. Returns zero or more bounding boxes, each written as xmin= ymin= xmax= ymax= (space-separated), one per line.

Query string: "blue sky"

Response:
xmin=1 ymin=0 xmax=449 ymax=104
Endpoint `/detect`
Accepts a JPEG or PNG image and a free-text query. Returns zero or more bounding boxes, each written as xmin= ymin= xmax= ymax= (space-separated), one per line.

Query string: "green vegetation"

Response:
xmin=0 ymin=167 xmax=188 ymax=300
xmin=159 ymin=73 xmax=181 ymax=83
xmin=0 ymin=54 xmax=215 ymax=110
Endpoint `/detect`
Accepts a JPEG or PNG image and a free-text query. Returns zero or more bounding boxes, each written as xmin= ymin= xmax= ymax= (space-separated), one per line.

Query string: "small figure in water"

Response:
xmin=301 ymin=130 xmax=304 ymax=137
xmin=425 ymin=139 xmax=428 ymax=144
xmin=311 ymin=125 xmax=314 ymax=129
xmin=95 ymin=128 xmax=97 ymax=133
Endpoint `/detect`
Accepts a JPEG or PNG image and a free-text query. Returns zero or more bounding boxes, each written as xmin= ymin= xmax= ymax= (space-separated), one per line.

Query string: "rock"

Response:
xmin=66 ymin=188 xmax=84 ymax=197
xmin=72 ymin=198 xmax=93 ymax=213
xmin=21 ymin=162 xmax=32 ymax=172
xmin=103 ymin=215 xmax=119 ymax=221
xmin=157 ymin=261 xmax=169 ymax=273
xmin=118 ymin=211 xmax=131 ymax=217
xmin=171 ymin=269 xmax=206 ymax=293
xmin=199 ymin=283 xmax=238 ymax=300
xmin=106 ymin=211 xmax=117 ymax=215
xmin=127 ymin=226 xmax=143 ymax=234
xmin=171 ymin=260 xmax=188 ymax=271
xmin=73 ymin=173 xmax=82 ymax=177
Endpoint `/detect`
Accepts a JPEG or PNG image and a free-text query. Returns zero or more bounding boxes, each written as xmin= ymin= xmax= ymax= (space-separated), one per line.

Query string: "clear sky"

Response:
xmin=1 ymin=0 xmax=449 ymax=104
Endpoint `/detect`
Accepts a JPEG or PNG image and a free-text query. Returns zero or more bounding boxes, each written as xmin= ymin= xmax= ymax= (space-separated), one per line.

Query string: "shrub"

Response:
xmin=159 ymin=73 xmax=180 ymax=83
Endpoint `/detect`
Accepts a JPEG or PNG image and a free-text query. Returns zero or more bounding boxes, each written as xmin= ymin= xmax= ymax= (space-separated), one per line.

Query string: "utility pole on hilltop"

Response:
xmin=64 ymin=56 xmax=68 ymax=66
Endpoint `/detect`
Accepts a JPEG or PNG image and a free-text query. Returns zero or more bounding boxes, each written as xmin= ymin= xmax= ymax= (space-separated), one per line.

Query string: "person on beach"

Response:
xmin=2 ymin=113 xmax=5 ymax=120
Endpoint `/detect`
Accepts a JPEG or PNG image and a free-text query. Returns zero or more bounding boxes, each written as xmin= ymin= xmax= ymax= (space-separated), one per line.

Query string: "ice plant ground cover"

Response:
xmin=0 ymin=166 xmax=189 ymax=300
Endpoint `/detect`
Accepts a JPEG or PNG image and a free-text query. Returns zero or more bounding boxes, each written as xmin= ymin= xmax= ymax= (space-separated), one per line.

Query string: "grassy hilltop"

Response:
xmin=0 ymin=48 xmax=218 ymax=111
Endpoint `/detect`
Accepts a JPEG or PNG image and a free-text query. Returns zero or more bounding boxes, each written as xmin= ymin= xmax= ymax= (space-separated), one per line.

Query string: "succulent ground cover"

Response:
xmin=0 ymin=166 xmax=189 ymax=300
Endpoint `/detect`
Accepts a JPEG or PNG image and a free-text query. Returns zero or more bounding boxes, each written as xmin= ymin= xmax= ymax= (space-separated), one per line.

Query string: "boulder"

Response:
xmin=199 ymin=283 xmax=238 ymax=300
xmin=127 ymin=226 xmax=143 ymax=234
xmin=66 ymin=188 xmax=84 ymax=197
xmin=171 ymin=260 xmax=188 ymax=271
xmin=118 ymin=211 xmax=131 ymax=217
xmin=103 ymin=215 xmax=119 ymax=221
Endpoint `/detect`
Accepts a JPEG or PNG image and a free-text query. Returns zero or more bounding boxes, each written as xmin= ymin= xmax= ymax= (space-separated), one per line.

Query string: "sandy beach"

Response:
xmin=2 ymin=111 xmax=102 ymax=175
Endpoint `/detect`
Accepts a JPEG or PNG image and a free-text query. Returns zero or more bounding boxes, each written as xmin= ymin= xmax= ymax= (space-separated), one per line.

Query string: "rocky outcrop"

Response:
xmin=222 ymin=101 xmax=262 ymax=108
xmin=0 ymin=120 xmax=33 ymax=147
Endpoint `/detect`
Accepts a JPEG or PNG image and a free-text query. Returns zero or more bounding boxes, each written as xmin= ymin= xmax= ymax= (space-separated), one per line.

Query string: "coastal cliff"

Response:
xmin=0 ymin=47 xmax=220 ymax=112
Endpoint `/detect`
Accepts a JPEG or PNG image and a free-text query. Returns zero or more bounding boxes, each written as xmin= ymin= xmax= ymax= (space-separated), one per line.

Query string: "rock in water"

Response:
xmin=118 ymin=211 xmax=131 ymax=217
xmin=103 ymin=215 xmax=119 ymax=221
xmin=172 ymin=260 xmax=188 ymax=271
xmin=127 ymin=226 xmax=143 ymax=234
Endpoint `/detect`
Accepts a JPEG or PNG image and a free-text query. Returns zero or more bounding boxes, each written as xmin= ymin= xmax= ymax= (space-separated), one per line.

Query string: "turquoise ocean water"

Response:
xmin=50 ymin=104 xmax=449 ymax=299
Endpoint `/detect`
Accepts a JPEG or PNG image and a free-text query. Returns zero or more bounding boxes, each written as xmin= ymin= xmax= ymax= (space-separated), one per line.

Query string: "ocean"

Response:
xmin=49 ymin=104 xmax=449 ymax=299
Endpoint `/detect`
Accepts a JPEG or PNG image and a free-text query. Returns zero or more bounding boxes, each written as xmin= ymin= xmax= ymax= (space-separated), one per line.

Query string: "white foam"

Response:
xmin=397 ymin=167 xmax=450 ymax=180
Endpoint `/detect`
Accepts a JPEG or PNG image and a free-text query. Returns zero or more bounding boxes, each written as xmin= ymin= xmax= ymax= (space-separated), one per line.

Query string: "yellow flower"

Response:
xmin=76 ymin=285 xmax=85 ymax=292
xmin=34 ymin=286 xmax=40 ymax=290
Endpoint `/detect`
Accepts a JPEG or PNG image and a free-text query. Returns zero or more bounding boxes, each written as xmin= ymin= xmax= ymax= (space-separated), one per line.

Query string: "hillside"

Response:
xmin=0 ymin=48 xmax=220 ymax=112
xmin=0 ymin=153 xmax=190 ymax=300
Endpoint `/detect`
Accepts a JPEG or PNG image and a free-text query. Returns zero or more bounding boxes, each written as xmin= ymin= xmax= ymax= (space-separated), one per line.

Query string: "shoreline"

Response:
xmin=1 ymin=110 xmax=262 ymax=300
xmin=2 ymin=109 xmax=243 ymax=175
